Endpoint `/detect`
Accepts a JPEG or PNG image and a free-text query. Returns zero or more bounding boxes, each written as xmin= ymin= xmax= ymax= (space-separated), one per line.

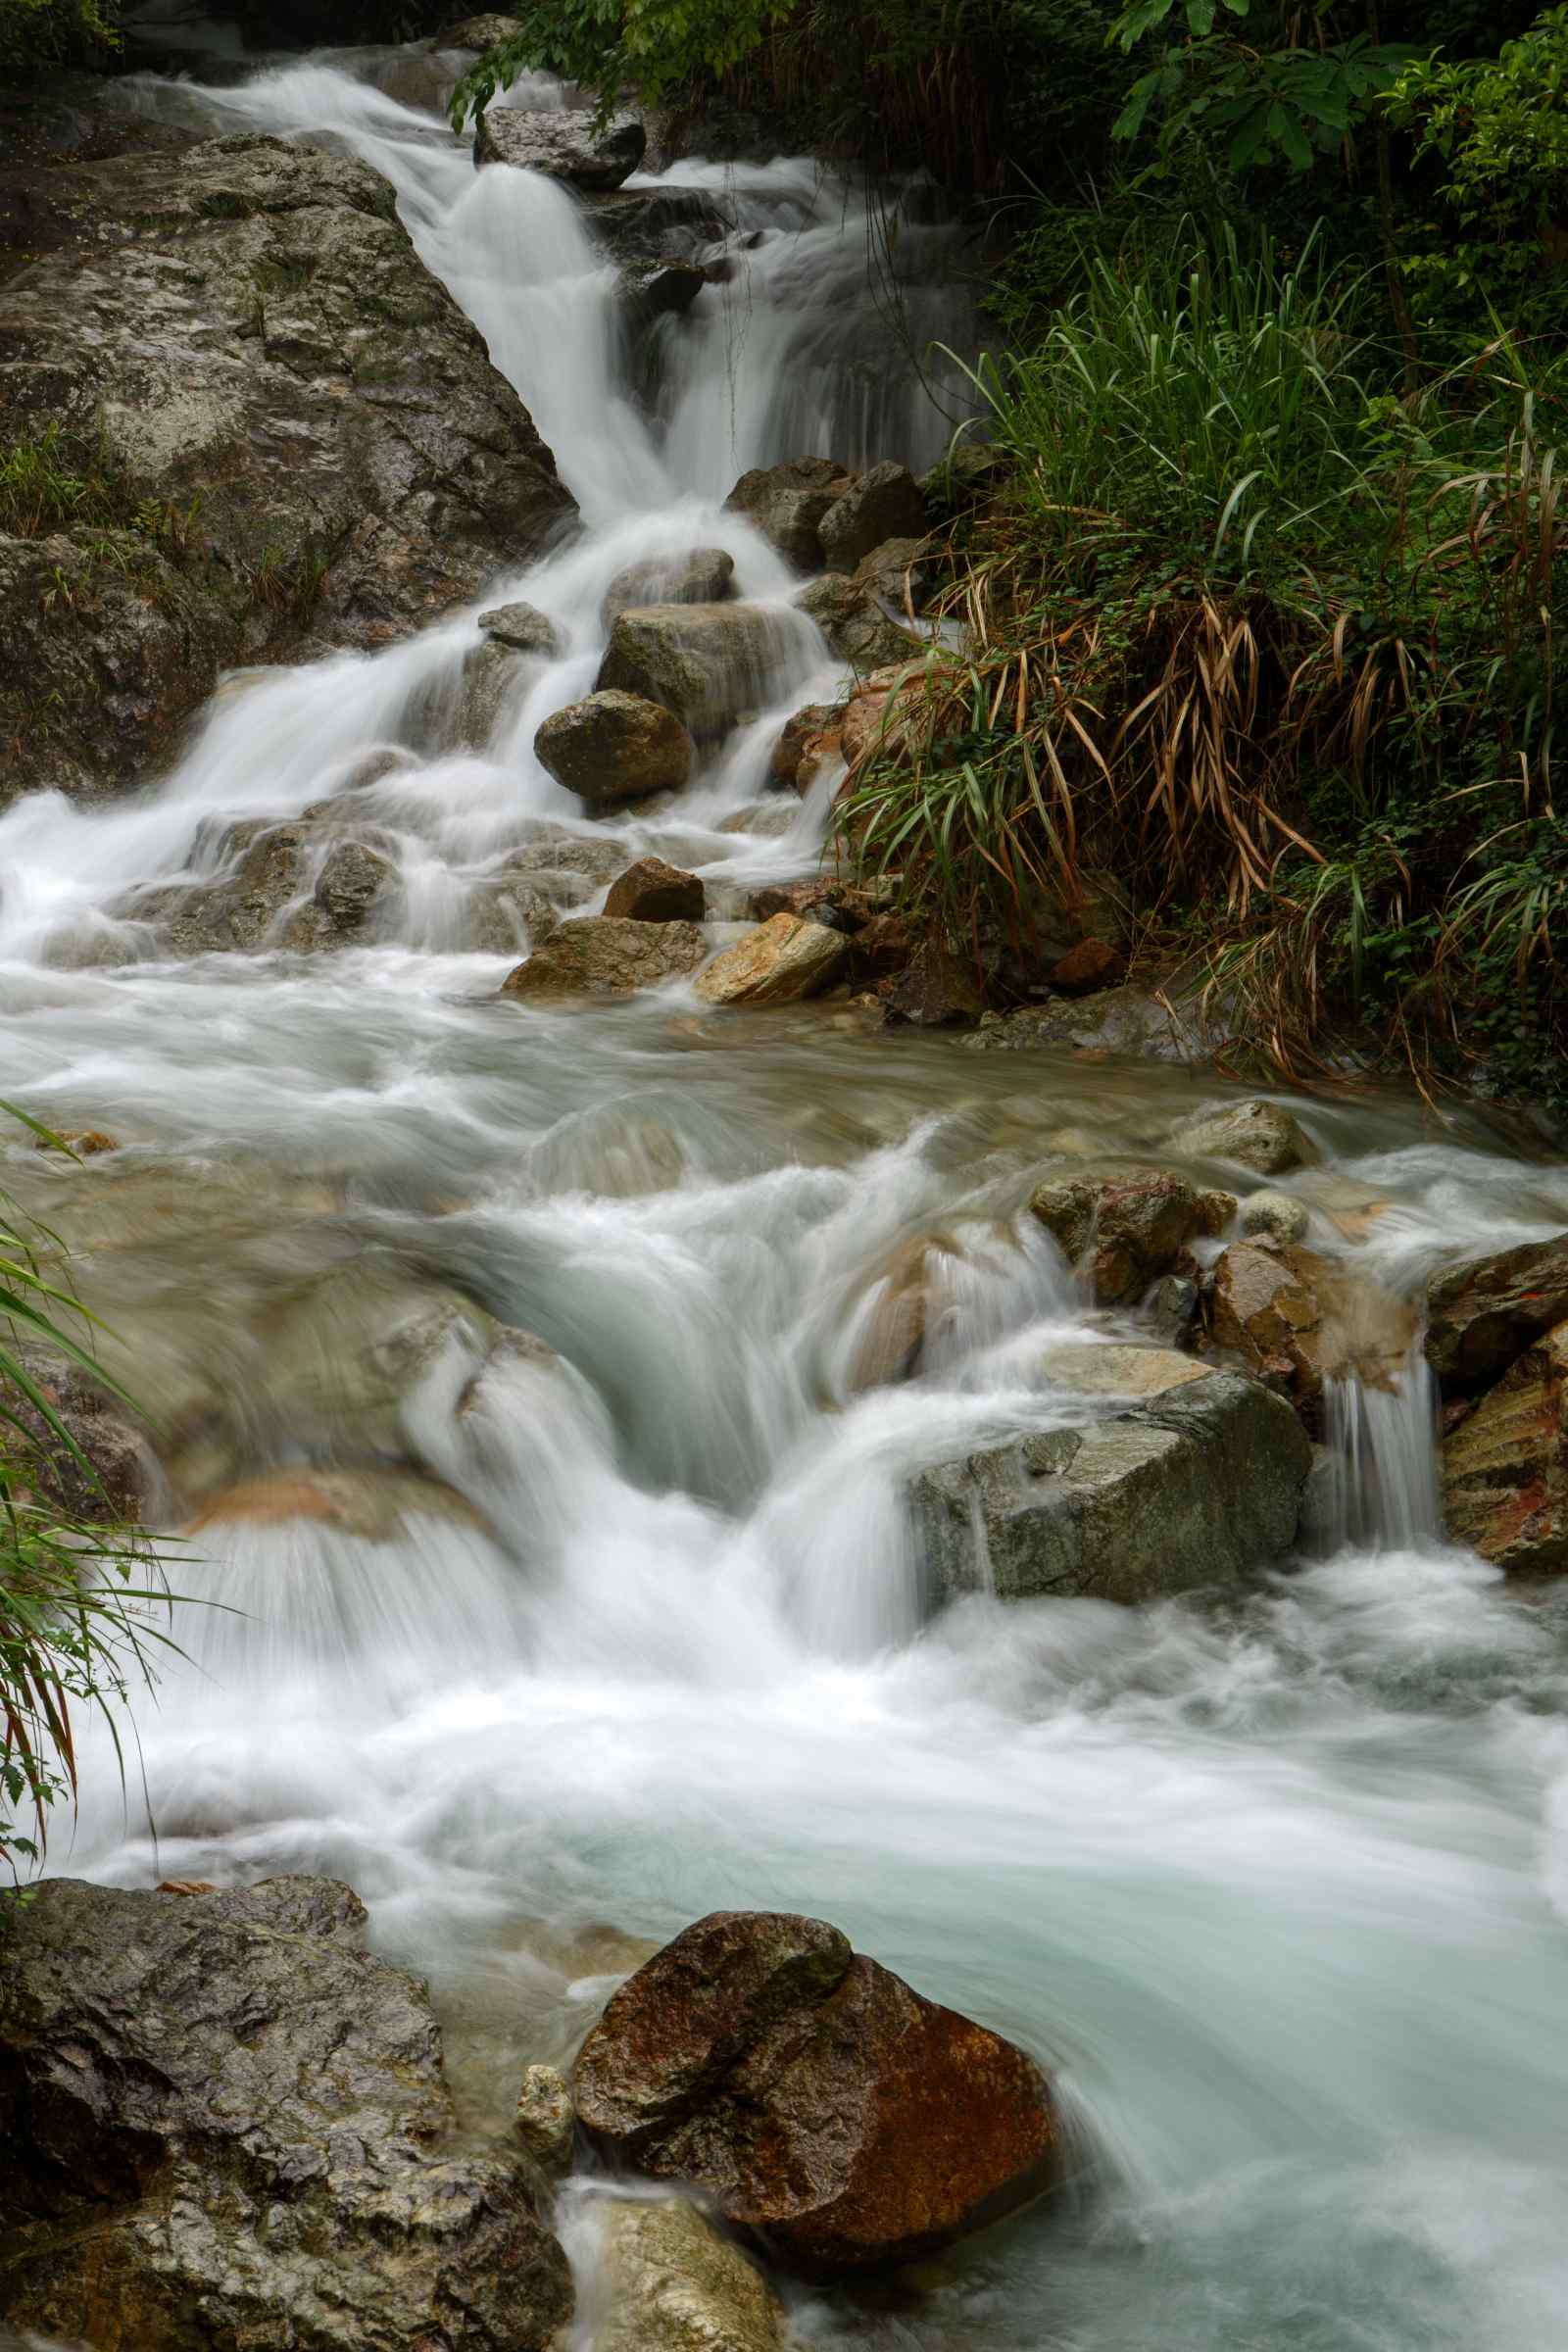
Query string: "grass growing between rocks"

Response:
xmin=0 ymin=422 xmax=201 ymax=560
xmin=838 ymin=221 xmax=1568 ymax=1105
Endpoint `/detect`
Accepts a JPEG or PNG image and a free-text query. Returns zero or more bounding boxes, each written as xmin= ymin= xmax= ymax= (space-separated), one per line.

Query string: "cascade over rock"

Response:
xmin=475 ymin=106 xmax=646 ymax=190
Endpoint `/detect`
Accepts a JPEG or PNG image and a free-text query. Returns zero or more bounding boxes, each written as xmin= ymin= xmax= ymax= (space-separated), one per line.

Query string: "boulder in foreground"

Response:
xmin=0 ymin=1877 xmax=571 ymax=2352
xmin=535 ymin=690 xmax=694 ymax=805
xmin=693 ymin=914 xmax=847 ymax=1006
xmin=572 ymin=1910 xmax=1058 ymax=2277
xmin=596 ymin=2197 xmax=783 ymax=2352
xmin=503 ymin=917 xmax=709 ymax=998
xmin=913 ymin=1345 xmax=1310 ymax=1604
xmin=1442 ymin=1320 xmax=1568 ymax=1573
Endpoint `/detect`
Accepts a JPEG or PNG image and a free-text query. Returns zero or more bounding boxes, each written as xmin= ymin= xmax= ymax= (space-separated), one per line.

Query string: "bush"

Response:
xmin=0 ymin=0 xmax=119 ymax=71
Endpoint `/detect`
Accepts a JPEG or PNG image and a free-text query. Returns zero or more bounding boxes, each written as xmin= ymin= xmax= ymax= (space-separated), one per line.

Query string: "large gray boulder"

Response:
xmin=475 ymin=106 xmax=645 ymax=189
xmin=723 ymin=457 xmax=856 ymax=569
xmin=0 ymin=1877 xmax=572 ymax=2352
xmin=597 ymin=603 xmax=813 ymax=739
xmin=0 ymin=135 xmax=574 ymax=808
xmin=602 ymin=547 xmax=735 ymax=630
xmin=913 ymin=1346 xmax=1311 ymax=1605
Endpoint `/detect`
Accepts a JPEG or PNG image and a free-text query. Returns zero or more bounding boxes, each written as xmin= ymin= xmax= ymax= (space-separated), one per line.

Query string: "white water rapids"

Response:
xmin=7 ymin=44 xmax=1568 ymax=2352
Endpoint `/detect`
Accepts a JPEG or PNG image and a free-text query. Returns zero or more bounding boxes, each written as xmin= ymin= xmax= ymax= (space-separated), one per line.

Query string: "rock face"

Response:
xmin=693 ymin=914 xmax=848 ymax=1007
xmin=603 ymin=549 xmax=735 ymax=630
xmin=1206 ymin=1241 xmax=1417 ymax=1429
xmin=1029 ymin=1170 xmax=1221 ymax=1306
xmin=572 ymin=1911 xmax=1058 ymax=2278
xmin=817 ymin=462 xmax=927 ymax=573
xmin=0 ymin=134 xmax=574 ymax=807
xmin=502 ymin=917 xmax=709 ymax=999
xmin=1425 ymin=1236 xmax=1568 ymax=1395
xmin=913 ymin=1346 xmax=1311 ymax=1604
xmin=1442 ymin=1322 xmax=1568 ymax=1572
xmin=597 ymin=605 xmax=808 ymax=740
xmin=605 ymin=858 xmax=706 ymax=922
xmin=0 ymin=1877 xmax=572 ymax=2352
xmin=595 ymin=2198 xmax=783 ymax=2352
xmin=475 ymin=106 xmax=646 ymax=190
xmin=534 ymin=691 xmax=695 ymax=805
xmin=1167 ymin=1099 xmax=1313 ymax=1175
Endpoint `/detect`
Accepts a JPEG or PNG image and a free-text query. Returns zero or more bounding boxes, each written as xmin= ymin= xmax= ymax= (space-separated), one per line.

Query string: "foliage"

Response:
xmin=0 ymin=0 xmax=118 ymax=70
xmin=0 ymin=1114 xmax=173 ymax=1879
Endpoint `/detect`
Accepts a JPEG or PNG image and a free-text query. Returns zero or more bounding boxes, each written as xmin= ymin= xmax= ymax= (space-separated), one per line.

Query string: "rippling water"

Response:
xmin=7 ymin=42 xmax=1568 ymax=2352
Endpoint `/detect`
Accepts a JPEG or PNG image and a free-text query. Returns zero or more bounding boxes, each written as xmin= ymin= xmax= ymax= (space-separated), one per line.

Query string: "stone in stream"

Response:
xmin=1166 ymin=1098 xmax=1315 ymax=1176
xmin=817 ymin=461 xmax=929 ymax=573
xmin=515 ymin=2064 xmax=576 ymax=2177
xmin=913 ymin=1344 xmax=1312 ymax=1605
xmin=1028 ymin=1169 xmax=1222 ymax=1307
xmin=877 ymin=938 xmax=985 ymax=1028
xmin=769 ymin=699 xmax=843 ymax=792
xmin=1441 ymin=1319 xmax=1568 ymax=1572
xmin=478 ymin=600 xmax=564 ymax=657
xmin=596 ymin=604 xmax=808 ymax=741
xmin=693 ymin=914 xmax=848 ymax=1007
xmin=534 ymin=690 xmax=695 ymax=806
xmin=602 ymin=549 xmax=736 ymax=631
xmin=848 ymin=1232 xmax=966 ymax=1390
xmin=605 ymin=858 xmax=707 ymax=923
xmin=1205 ymin=1240 xmax=1417 ymax=1432
xmin=723 ymin=457 xmax=857 ymax=569
xmin=474 ymin=105 xmax=647 ymax=190
xmin=798 ymin=568 xmax=928 ymax=674
xmin=595 ymin=2197 xmax=784 ymax=2352
xmin=0 ymin=1877 xmax=572 ymax=2352
xmin=0 ymin=135 xmax=574 ymax=809
xmin=1239 ymin=1189 xmax=1310 ymax=1245
xmin=502 ymin=917 xmax=710 ymax=1000
xmin=572 ymin=1910 xmax=1059 ymax=2277
xmin=1424 ymin=1234 xmax=1568 ymax=1395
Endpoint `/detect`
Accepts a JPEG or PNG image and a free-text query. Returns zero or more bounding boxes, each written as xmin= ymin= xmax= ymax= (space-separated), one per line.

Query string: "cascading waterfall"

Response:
xmin=8 ymin=37 xmax=1568 ymax=2352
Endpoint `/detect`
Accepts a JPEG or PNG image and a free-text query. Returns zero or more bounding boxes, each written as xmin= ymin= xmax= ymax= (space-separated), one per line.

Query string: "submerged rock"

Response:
xmin=1442 ymin=1320 xmax=1568 ymax=1572
xmin=605 ymin=858 xmax=706 ymax=923
xmin=1240 ymin=1189 xmax=1310 ymax=1245
xmin=913 ymin=1345 xmax=1311 ymax=1604
xmin=693 ymin=914 xmax=848 ymax=1007
xmin=596 ymin=2197 xmax=784 ymax=2352
xmin=478 ymin=600 xmax=564 ymax=657
xmin=602 ymin=549 xmax=736 ymax=631
xmin=0 ymin=1877 xmax=572 ymax=2352
xmin=475 ymin=106 xmax=646 ymax=190
xmin=1167 ymin=1098 xmax=1314 ymax=1175
xmin=572 ymin=1910 xmax=1058 ymax=2277
xmin=502 ymin=917 xmax=709 ymax=999
xmin=535 ymin=690 xmax=695 ymax=806
xmin=1424 ymin=1235 xmax=1568 ymax=1395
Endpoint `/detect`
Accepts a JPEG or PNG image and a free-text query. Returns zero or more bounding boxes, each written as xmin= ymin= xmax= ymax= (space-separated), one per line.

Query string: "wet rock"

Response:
xmin=798 ymin=569 xmax=926 ymax=673
xmin=769 ymin=700 xmax=842 ymax=792
xmin=315 ymin=838 xmax=398 ymax=931
xmin=572 ymin=1910 xmax=1058 ymax=2277
xmin=32 ymin=1127 xmax=119 ymax=1156
xmin=0 ymin=136 xmax=574 ymax=808
xmin=817 ymin=461 xmax=928 ymax=573
xmin=914 ymin=1345 xmax=1311 ymax=1604
xmin=535 ymin=690 xmax=695 ymax=806
xmin=1151 ymin=1272 xmax=1200 ymax=1347
xmin=849 ymin=910 xmax=912 ymax=980
xmin=475 ymin=106 xmax=646 ymax=190
xmin=184 ymin=1464 xmax=493 ymax=1543
xmin=1048 ymin=937 xmax=1126 ymax=994
xmin=462 ymin=874 xmax=564 ymax=955
xmin=1442 ymin=1321 xmax=1568 ymax=1572
xmin=723 ymin=457 xmax=856 ymax=568
xmin=0 ymin=1356 xmax=146 ymax=1525
xmin=693 ymin=914 xmax=848 ymax=1007
xmin=878 ymin=939 xmax=985 ymax=1028
xmin=597 ymin=2196 xmax=784 ymax=2352
xmin=460 ymin=636 xmax=533 ymax=748
xmin=962 ymin=985 xmax=1227 ymax=1066
xmin=1028 ymin=1169 xmax=1210 ymax=1306
xmin=504 ymin=834 xmax=633 ymax=895
xmin=581 ymin=185 xmax=734 ymax=293
xmin=444 ymin=13 xmax=523 ymax=45
xmin=605 ymin=858 xmax=706 ymax=923
xmin=1167 ymin=1098 xmax=1313 ymax=1175
xmin=478 ymin=599 xmax=564 ymax=657
xmin=837 ymin=662 xmax=932 ymax=771
xmin=715 ymin=801 xmax=801 ymax=840
xmin=0 ymin=1877 xmax=572 ymax=2352
xmin=502 ymin=917 xmax=709 ymax=1000
xmin=597 ymin=604 xmax=807 ymax=740
xmin=1424 ymin=1235 xmax=1568 ymax=1395
xmin=1240 ymin=1190 xmax=1310 ymax=1245
xmin=848 ymin=1233 xmax=964 ymax=1389
xmin=515 ymin=2065 xmax=576 ymax=2178
xmin=602 ymin=548 xmax=735 ymax=631
xmin=1206 ymin=1241 xmax=1417 ymax=1429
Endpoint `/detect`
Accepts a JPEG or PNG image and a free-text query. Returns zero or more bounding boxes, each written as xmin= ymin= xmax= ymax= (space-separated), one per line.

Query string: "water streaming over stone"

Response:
xmin=7 ymin=41 xmax=1568 ymax=2352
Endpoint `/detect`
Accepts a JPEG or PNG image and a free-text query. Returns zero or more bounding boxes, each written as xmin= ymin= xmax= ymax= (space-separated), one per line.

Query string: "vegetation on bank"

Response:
xmin=0 ymin=1118 xmax=168 ymax=1880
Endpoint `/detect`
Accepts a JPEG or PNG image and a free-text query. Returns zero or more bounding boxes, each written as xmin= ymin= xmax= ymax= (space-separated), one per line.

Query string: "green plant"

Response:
xmin=0 ymin=0 xmax=119 ymax=69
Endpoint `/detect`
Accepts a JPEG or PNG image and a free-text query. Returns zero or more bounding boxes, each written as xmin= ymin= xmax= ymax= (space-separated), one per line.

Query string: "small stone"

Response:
xmin=769 ymin=701 xmax=842 ymax=792
xmin=604 ymin=858 xmax=706 ymax=923
xmin=596 ymin=604 xmax=811 ymax=740
xmin=693 ymin=914 xmax=848 ymax=1007
xmin=1241 ymin=1190 xmax=1310 ymax=1245
xmin=598 ymin=2196 xmax=784 ymax=2352
xmin=156 ymin=1879 xmax=219 ymax=1896
xmin=314 ymin=840 xmax=396 ymax=933
xmin=514 ymin=2063 xmax=575 ymax=2176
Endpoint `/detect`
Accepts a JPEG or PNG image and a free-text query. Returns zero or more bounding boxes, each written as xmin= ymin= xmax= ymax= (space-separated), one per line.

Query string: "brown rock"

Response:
xmin=1049 ymin=937 xmax=1126 ymax=995
xmin=749 ymin=878 xmax=843 ymax=925
xmin=769 ymin=702 xmax=842 ymax=793
xmin=849 ymin=1233 xmax=963 ymax=1389
xmin=818 ymin=462 xmax=928 ymax=573
xmin=878 ymin=939 xmax=984 ymax=1028
xmin=571 ymin=1911 xmax=1058 ymax=2278
xmin=604 ymin=858 xmax=706 ymax=922
xmin=849 ymin=909 xmax=911 ymax=979
xmin=535 ymin=690 xmax=694 ymax=807
xmin=724 ymin=458 xmax=856 ymax=567
xmin=1442 ymin=1321 xmax=1568 ymax=1572
xmin=1029 ymin=1170 xmax=1209 ymax=1307
xmin=502 ymin=918 xmax=709 ymax=1000
xmin=693 ymin=914 xmax=848 ymax=1008
xmin=1207 ymin=1241 xmax=1416 ymax=1429
xmin=1425 ymin=1235 xmax=1568 ymax=1395
xmin=156 ymin=1880 xmax=219 ymax=1895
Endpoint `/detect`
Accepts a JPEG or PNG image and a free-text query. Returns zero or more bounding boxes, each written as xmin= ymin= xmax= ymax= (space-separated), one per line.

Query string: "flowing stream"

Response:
xmin=7 ymin=45 xmax=1568 ymax=2352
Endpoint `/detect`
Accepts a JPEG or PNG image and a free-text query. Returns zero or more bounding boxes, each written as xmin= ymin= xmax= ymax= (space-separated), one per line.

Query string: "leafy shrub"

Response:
xmin=0 ymin=0 xmax=119 ymax=70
